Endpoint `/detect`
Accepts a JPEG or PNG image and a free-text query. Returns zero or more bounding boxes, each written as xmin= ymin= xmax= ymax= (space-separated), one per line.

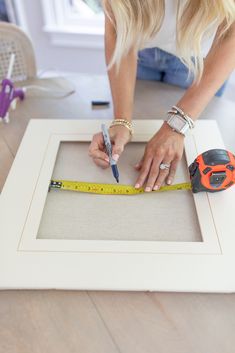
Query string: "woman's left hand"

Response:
xmin=135 ymin=122 xmax=185 ymax=191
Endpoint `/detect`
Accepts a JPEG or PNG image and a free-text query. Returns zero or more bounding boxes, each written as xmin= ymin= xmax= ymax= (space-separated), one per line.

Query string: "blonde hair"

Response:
xmin=104 ymin=0 xmax=235 ymax=81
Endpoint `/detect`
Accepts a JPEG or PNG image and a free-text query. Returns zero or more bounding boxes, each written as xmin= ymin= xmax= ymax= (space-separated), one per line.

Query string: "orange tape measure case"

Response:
xmin=189 ymin=149 xmax=235 ymax=193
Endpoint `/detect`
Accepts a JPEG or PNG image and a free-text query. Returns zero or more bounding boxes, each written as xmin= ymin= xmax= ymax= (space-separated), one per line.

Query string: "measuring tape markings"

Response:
xmin=50 ymin=180 xmax=192 ymax=195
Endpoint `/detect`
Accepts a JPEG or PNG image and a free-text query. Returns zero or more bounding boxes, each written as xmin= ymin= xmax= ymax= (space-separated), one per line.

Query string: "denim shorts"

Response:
xmin=137 ymin=47 xmax=227 ymax=97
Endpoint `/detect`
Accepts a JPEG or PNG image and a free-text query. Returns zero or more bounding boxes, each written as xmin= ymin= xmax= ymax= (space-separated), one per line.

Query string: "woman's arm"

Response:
xmin=135 ymin=24 xmax=235 ymax=191
xmin=89 ymin=5 xmax=137 ymax=167
xmin=104 ymin=5 xmax=137 ymax=122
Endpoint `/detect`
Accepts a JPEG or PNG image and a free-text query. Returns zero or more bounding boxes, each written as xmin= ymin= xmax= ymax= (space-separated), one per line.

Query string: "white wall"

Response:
xmin=18 ymin=0 xmax=106 ymax=74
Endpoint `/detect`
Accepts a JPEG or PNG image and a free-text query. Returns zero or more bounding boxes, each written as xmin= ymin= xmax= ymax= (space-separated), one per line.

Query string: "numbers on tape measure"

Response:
xmin=49 ymin=180 xmax=192 ymax=195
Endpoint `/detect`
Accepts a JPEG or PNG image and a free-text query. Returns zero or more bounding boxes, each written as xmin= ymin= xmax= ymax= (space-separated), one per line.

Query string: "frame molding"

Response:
xmin=0 ymin=119 xmax=234 ymax=292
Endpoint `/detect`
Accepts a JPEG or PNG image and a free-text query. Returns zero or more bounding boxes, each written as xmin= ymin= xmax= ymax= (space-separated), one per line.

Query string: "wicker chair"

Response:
xmin=0 ymin=22 xmax=37 ymax=82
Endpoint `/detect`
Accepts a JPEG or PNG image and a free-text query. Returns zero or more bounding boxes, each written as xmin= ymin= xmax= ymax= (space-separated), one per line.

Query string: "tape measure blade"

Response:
xmin=159 ymin=182 xmax=192 ymax=192
xmin=50 ymin=180 xmax=192 ymax=195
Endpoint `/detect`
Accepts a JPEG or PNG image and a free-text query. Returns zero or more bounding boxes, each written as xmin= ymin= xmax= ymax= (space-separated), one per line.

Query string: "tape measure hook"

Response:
xmin=49 ymin=180 xmax=63 ymax=191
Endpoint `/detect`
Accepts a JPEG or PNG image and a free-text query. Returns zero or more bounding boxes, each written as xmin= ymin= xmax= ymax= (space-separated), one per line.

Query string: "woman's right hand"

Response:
xmin=89 ymin=125 xmax=131 ymax=168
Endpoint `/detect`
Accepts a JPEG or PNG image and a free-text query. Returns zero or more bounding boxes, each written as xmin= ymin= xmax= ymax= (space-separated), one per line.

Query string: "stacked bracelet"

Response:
xmin=166 ymin=105 xmax=195 ymax=136
xmin=168 ymin=106 xmax=195 ymax=129
xmin=110 ymin=119 xmax=134 ymax=136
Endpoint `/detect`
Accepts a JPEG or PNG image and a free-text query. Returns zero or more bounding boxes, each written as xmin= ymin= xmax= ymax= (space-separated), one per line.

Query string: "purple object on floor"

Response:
xmin=0 ymin=78 xmax=25 ymax=123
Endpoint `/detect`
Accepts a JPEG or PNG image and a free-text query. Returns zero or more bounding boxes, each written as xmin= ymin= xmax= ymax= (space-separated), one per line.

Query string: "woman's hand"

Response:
xmin=89 ymin=125 xmax=131 ymax=168
xmin=135 ymin=122 xmax=184 ymax=191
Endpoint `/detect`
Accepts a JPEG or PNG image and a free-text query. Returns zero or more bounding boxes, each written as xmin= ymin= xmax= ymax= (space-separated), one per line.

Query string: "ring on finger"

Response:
xmin=159 ymin=163 xmax=171 ymax=170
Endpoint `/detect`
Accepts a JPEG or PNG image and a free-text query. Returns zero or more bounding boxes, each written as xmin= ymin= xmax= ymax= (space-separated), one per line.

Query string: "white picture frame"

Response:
xmin=0 ymin=119 xmax=234 ymax=292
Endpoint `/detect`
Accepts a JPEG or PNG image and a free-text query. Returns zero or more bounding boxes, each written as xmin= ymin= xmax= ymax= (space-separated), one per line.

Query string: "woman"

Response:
xmin=89 ymin=0 xmax=235 ymax=191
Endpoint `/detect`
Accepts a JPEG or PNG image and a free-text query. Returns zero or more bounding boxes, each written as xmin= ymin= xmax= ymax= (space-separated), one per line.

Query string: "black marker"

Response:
xmin=101 ymin=124 xmax=119 ymax=183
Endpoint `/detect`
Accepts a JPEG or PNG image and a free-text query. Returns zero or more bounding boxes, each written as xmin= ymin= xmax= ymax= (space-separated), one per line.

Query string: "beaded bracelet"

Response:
xmin=110 ymin=119 xmax=134 ymax=136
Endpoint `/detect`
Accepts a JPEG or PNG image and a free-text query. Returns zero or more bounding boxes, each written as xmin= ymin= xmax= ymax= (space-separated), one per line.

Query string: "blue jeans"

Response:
xmin=137 ymin=48 xmax=227 ymax=97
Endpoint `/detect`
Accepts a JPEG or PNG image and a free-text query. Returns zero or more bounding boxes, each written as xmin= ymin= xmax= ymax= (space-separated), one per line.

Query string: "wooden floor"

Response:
xmin=1 ymin=290 xmax=235 ymax=353
xmin=1 ymin=74 xmax=235 ymax=353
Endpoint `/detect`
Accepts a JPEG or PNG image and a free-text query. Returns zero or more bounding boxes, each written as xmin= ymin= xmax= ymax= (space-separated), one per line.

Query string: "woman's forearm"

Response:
xmin=177 ymin=24 xmax=235 ymax=119
xmin=105 ymin=14 xmax=137 ymax=122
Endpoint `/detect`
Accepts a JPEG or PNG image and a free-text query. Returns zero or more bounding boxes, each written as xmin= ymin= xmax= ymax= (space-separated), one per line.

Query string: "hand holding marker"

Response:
xmin=101 ymin=124 xmax=120 ymax=183
xmin=100 ymin=125 xmax=235 ymax=192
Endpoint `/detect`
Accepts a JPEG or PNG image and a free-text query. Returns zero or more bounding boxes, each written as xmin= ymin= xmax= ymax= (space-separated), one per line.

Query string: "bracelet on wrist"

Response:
xmin=110 ymin=119 xmax=134 ymax=136
xmin=166 ymin=106 xmax=195 ymax=136
xmin=168 ymin=106 xmax=195 ymax=129
xmin=165 ymin=105 xmax=196 ymax=136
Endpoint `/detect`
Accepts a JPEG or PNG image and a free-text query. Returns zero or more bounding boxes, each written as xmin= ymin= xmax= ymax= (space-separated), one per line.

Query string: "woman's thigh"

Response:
xmin=137 ymin=48 xmax=228 ymax=97
xmin=137 ymin=48 xmax=191 ymax=84
xmin=137 ymin=48 xmax=162 ymax=81
xmin=162 ymin=56 xmax=228 ymax=97
xmin=162 ymin=54 xmax=194 ymax=88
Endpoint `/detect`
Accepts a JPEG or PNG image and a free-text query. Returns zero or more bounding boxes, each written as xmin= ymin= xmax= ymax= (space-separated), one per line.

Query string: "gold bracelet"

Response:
xmin=110 ymin=119 xmax=133 ymax=135
xmin=112 ymin=119 xmax=132 ymax=129
xmin=110 ymin=119 xmax=134 ymax=136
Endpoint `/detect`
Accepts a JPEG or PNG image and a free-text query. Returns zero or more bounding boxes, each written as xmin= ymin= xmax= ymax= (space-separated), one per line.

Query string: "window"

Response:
xmin=0 ymin=0 xmax=9 ymax=22
xmin=1 ymin=0 xmax=20 ymax=23
xmin=69 ymin=0 xmax=103 ymax=16
xmin=41 ymin=0 xmax=105 ymax=48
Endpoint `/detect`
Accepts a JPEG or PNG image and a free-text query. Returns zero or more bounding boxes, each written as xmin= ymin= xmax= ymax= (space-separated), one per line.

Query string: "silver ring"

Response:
xmin=160 ymin=163 xmax=171 ymax=170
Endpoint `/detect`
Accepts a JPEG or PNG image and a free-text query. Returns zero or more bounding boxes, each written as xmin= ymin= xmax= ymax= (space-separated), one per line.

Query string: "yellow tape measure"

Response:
xmin=49 ymin=180 xmax=192 ymax=195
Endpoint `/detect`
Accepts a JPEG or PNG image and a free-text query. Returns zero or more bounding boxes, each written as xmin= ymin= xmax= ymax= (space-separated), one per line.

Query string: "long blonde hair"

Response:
xmin=104 ymin=0 xmax=235 ymax=80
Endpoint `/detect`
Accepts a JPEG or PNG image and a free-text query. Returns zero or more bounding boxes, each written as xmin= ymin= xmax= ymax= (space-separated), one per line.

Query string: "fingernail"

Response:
xmin=145 ymin=187 xmax=151 ymax=192
xmin=105 ymin=157 xmax=110 ymax=163
xmin=135 ymin=163 xmax=140 ymax=168
xmin=167 ymin=179 xmax=172 ymax=185
xmin=112 ymin=154 xmax=119 ymax=162
xmin=135 ymin=183 xmax=140 ymax=189
xmin=153 ymin=185 xmax=159 ymax=190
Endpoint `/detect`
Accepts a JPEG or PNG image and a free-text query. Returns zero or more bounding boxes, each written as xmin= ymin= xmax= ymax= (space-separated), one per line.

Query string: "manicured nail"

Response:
xmin=167 ymin=179 xmax=172 ymax=185
xmin=135 ymin=183 xmax=140 ymax=189
xmin=153 ymin=185 xmax=159 ymax=190
xmin=112 ymin=154 xmax=119 ymax=162
xmin=145 ymin=187 xmax=151 ymax=192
